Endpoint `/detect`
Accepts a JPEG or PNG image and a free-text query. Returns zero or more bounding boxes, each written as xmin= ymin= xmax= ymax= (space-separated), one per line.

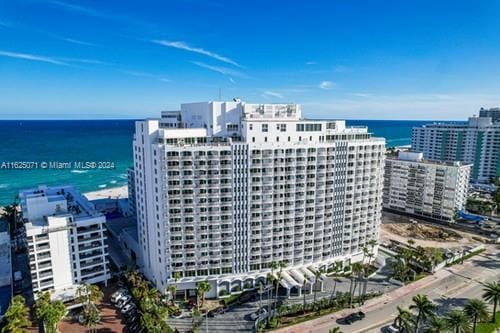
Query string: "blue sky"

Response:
xmin=1 ymin=0 xmax=500 ymax=120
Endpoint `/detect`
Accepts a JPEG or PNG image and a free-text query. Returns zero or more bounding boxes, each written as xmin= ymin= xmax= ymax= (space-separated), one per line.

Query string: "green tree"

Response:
xmin=424 ymin=316 xmax=446 ymax=333
xmin=258 ymin=281 xmax=264 ymax=310
xmin=1 ymin=295 xmax=31 ymax=333
xmin=409 ymin=294 xmax=436 ymax=333
xmin=196 ymin=281 xmax=211 ymax=310
xmin=76 ymin=284 xmax=103 ymax=306
xmin=168 ymin=271 xmax=181 ymax=304
xmin=482 ymin=281 xmax=500 ymax=323
xmin=350 ymin=263 xmax=363 ymax=307
xmin=329 ymin=327 xmax=343 ymax=333
xmin=274 ymin=261 xmax=286 ymax=312
xmin=444 ymin=309 xmax=471 ymax=333
xmin=313 ymin=267 xmax=325 ymax=308
xmin=81 ymin=304 xmax=100 ymax=333
xmin=35 ymin=292 xmax=66 ymax=333
xmin=464 ymin=299 xmax=489 ymax=333
xmin=1 ymin=204 xmax=17 ymax=237
xmin=394 ymin=306 xmax=414 ymax=332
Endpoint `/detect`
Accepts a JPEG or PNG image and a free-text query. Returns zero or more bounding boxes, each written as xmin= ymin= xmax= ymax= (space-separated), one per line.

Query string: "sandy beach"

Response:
xmin=83 ymin=185 xmax=128 ymax=200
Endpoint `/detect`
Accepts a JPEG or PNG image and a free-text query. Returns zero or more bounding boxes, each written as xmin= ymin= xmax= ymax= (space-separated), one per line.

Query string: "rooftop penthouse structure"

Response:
xmin=132 ymin=101 xmax=385 ymax=298
xmin=20 ymin=185 xmax=110 ymax=299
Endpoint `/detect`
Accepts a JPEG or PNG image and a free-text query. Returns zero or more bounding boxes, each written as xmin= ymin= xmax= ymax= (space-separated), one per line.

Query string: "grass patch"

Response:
xmin=222 ymin=293 xmax=241 ymax=306
xmin=446 ymin=249 xmax=485 ymax=267
xmin=476 ymin=312 xmax=500 ymax=333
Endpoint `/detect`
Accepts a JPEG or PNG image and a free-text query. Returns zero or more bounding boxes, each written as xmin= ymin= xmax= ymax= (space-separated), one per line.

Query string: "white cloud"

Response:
xmin=121 ymin=70 xmax=170 ymax=82
xmin=153 ymin=40 xmax=241 ymax=67
xmin=0 ymin=50 xmax=68 ymax=65
xmin=306 ymin=61 xmax=318 ymax=65
xmin=191 ymin=61 xmax=247 ymax=79
xmin=319 ymin=81 xmax=335 ymax=90
xmin=61 ymin=37 xmax=95 ymax=47
xmin=261 ymin=90 xmax=284 ymax=99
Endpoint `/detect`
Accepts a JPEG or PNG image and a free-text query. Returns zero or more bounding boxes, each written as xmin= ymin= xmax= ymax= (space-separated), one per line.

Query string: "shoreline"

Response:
xmin=83 ymin=185 xmax=128 ymax=201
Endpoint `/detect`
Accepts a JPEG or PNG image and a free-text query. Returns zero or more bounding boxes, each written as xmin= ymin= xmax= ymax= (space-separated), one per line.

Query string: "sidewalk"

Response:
xmin=272 ymin=267 xmax=453 ymax=333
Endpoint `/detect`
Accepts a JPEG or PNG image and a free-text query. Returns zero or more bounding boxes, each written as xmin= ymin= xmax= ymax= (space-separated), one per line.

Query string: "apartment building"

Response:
xmin=132 ymin=101 xmax=385 ymax=298
xmin=383 ymin=152 xmax=471 ymax=221
xmin=412 ymin=115 xmax=500 ymax=183
xmin=20 ymin=185 xmax=110 ymax=299
xmin=479 ymin=107 xmax=500 ymax=123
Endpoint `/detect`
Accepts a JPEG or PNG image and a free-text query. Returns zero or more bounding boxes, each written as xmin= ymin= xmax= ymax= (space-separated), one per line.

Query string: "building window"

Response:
xmin=262 ymin=124 xmax=268 ymax=132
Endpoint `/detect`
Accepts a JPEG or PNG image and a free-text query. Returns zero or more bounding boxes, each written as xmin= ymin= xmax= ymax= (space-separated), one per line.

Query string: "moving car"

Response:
xmin=250 ymin=308 xmax=268 ymax=320
xmin=382 ymin=325 xmax=400 ymax=333
xmin=340 ymin=311 xmax=365 ymax=324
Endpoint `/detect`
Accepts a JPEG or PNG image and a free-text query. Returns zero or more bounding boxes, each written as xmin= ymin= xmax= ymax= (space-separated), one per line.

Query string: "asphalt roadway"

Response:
xmin=273 ymin=244 xmax=500 ymax=333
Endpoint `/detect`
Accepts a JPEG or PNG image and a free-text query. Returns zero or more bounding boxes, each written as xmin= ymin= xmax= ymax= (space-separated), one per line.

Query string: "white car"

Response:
xmin=116 ymin=295 xmax=132 ymax=308
xmin=111 ymin=290 xmax=129 ymax=303
xmin=120 ymin=303 xmax=136 ymax=314
xmin=382 ymin=325 xmax=400 ymax=333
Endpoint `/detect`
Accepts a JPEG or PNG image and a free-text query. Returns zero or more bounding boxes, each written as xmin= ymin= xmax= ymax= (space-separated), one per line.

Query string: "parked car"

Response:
xmin=111 ymin=289 xmax=129 ymax=303
xmin=250 ymin=308 xmax=267 ymax=321
xmin=117 ymin=295 xmax=132 ymax=308
xmin=340 ymin=311 xmax=365 ymax=324
xmin=121 ymin=303 xmax=136 ymax=314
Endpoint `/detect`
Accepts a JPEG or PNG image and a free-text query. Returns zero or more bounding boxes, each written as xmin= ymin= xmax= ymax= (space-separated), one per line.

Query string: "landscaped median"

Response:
xmin=476 ymin=312 xmax=500 ymax=333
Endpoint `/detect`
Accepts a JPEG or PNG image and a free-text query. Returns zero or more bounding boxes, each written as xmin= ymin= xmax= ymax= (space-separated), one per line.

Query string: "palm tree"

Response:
xmin=274 ymin=261 xmax=286 ymax=311
xmin=76 ymin=284 xmax=103 ymax=306
xmin=312 ymin=267 xmax=325 ymax=306
xmin=482 ymin=281 xmax=500 ymax=323
xmin=168 ymin=271 xmax=181 ymax=304
xmin=302 ymin=278 xmax=308 ymax=315
xmin=464 ymin=299 xmax=489 ymax=333
xmin=266 ymin=273 xmax=275 ymax=315
xmin=409 ymin=294 xmax=436 ymax=333
xmin=81 ymin=304 xmax=100 ymax=333
xmin=196 ymin=281 xmax=211 ymax=310
xmin=1 ymin=295 xmax=31 ymax=333
xmin=350 ymin=263 xmax=363 ymax=307
xmin=1 ymin=204 xmax=17 ymax=236
xmin=35 ymin=292 xmax=66 ymax=333
xmin=424 ymin=316 xmax=446 ymax=333
xmin=258 ymin=281 xmax=264 ymax=309
xmin=394 ymin=306 xmax=414 ymax=332
xmin=445 ymin=309 xmax=471 ymax=333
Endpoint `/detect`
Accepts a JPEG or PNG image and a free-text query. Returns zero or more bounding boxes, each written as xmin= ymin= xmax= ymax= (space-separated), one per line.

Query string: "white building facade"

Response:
xmin=412 ymin=116 xmax=500 ymax=183
xmin=20 ymin=185 xmax=110 ymax=299
xmin=383 ymin=152 xmax=471 ymax=221
xmin=133 ymin=101 xmax=385 ymax=298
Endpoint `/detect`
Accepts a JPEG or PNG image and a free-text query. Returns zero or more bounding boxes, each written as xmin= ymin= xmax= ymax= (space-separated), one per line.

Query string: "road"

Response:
xmin=273 ymin=244 xmax=500 ymax=333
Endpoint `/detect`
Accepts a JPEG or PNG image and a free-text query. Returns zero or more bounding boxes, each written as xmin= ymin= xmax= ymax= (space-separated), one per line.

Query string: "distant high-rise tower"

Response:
xmin=132 ymin=101 xmax=385 ymax=298
xmin=412 ymin=115 xmax=500 ymax=183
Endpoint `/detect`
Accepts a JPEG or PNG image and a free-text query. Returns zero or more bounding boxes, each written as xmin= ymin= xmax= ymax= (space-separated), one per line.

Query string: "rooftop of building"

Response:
xmin=387 ymin=151 xmax=472 ymax=168
xmin=19 ymin=185 xmax=103 ymax=231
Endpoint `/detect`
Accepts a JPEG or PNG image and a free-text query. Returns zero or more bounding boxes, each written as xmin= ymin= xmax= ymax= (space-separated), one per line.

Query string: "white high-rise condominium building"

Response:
xmin=412 ymin=115 xmax=500 ymax=183
xmin=133 ymin=101 xmax=385 ymax=298
xmin=383 ymin=152 xmax=471 ymax=221
xmin=20 ymin=185 xmax=110 ymax=299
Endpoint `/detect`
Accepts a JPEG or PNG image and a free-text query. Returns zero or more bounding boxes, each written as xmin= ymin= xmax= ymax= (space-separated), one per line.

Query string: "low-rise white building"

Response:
xmin=383 ymin=152 xmax=471 ymax=221
xmin=20 ymin=185 xmax=110 ymax=299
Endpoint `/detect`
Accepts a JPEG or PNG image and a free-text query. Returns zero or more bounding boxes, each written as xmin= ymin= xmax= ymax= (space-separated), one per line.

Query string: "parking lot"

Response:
xmin=58 ymin=284 xmax=126 ymax=333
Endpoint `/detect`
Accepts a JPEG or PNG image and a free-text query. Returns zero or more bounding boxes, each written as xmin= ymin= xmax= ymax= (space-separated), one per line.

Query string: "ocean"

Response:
xmin=0 ymin=119 xmax=431 ymax=206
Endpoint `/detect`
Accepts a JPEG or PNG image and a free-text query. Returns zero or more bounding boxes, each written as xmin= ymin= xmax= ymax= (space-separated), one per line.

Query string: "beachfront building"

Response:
xmin=127 ymin=167 xmax=136 ymax=218
xmin=132 ymin=101 xmax=385 ymax=298
xmin=20 ymin=185 xmax=110 ymax=300
xmin=0 ymin=223 xmax=11 ymax=319
xmin=412 ymin=115 xmax=500 ymax=183
xmin=383 ymin=152 xmax=471 ymax=221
